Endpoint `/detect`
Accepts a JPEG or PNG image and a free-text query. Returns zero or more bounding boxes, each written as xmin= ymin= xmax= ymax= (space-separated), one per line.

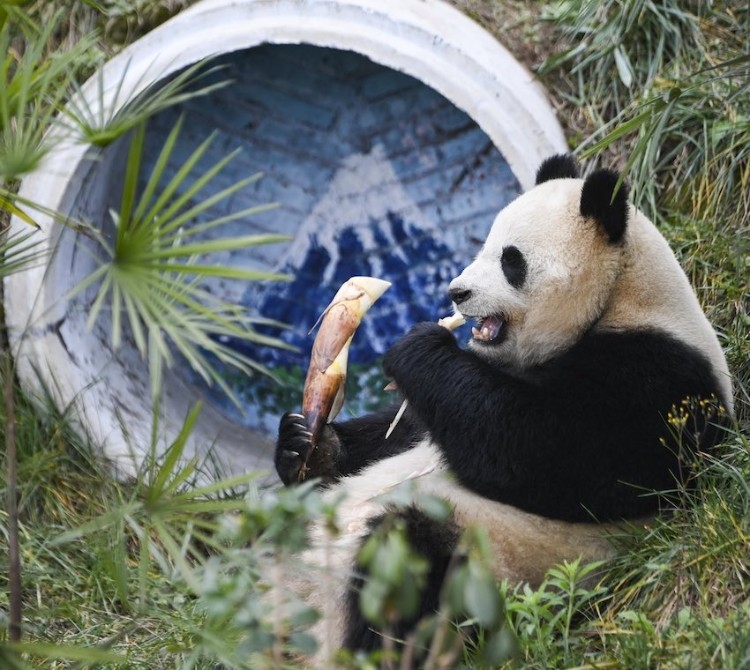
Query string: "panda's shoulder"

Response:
xmin=553 ymin=327 xmax=721 ymax=399
xmin=574 ymin=328 xmax=710 ymax=366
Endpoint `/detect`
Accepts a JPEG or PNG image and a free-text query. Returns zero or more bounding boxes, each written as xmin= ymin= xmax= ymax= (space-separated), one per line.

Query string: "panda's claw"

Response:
xmin=276 ymin=410 xmax=342 ymax=486
xmin=275 ymin=446 xmax=306 ymax=485
xmin=275 ymin=413 xmax=314 ymax=485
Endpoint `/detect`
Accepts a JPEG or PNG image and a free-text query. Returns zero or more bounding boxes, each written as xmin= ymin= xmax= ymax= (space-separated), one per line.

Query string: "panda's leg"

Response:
xmin=342 ymin=505 xmax=460 ymax=654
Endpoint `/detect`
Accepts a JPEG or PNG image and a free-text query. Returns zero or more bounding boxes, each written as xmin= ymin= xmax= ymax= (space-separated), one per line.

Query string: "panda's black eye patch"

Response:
xmin=501 ymin=245 xmax=527 ymax=289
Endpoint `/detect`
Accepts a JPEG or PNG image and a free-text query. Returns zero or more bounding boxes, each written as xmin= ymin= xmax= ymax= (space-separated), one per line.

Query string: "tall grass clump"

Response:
xmin=0 ymin=9 xmax=98 ymax=181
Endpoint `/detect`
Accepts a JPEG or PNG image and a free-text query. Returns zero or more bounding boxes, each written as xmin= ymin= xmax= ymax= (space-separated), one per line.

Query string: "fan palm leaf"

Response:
xmin=72 ymin=118 xmax=293 ymax=401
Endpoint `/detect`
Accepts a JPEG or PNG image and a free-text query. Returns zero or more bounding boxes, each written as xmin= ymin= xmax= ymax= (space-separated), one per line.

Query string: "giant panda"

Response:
xmin=273 ymin=154 xmax=733 ymax=662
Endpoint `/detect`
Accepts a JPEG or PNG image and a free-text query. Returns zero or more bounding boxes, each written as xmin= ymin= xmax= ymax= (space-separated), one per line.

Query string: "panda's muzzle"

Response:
xmin=448 ymin=282 xmax=509 ymax=344
xmin=471 ymin=313 xmax=508 ymax=343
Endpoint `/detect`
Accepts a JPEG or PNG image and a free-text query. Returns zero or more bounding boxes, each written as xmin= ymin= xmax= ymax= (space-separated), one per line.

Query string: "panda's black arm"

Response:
xmin=383 ymin=322 xmax=727 ymax=521
xmin=381 ymin=322 xmax=534 ymax=491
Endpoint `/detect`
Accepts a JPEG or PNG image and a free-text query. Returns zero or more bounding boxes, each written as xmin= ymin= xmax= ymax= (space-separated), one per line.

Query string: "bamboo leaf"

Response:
xmin=140 ymin=131 xmax=217 ymax=228
xmin=148 ymin=148 xmax=243 ymax=234
xmin=10 ymin=643 xmax=123 ymax=663
xmin=177 ymin=471 xmax=262 ymax=501
xmin=613 ymin=46 xmax=634 ymax=88
xmin=579 ymin=102 xmax=665 ymax=159
xmin=85 ymin=270 xmax=113 ymax=332
xmin=118 ymin=122 xmax=146 ymax=247
xmin=0 ymin=195 xmax=39 ymax=228
xmin=143 ymin=263 xmax=292 ymax=281
xmin=151 ymin=518 xmax=202 ymax=592
xmin=160 ymin=201 xmax=278 ymax=244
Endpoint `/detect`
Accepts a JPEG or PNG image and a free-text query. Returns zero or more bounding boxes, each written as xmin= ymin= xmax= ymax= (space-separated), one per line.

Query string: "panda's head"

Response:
xmin=449 ymin=155 xmax=630 ymax=369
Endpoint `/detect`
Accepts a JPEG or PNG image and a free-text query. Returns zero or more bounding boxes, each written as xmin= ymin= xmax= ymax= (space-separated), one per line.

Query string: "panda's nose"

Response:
xmin=449 ymin=286 xmax=472 ymax=305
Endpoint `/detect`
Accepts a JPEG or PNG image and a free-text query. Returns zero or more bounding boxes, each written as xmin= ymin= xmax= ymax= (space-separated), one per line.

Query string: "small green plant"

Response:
xmin=191 ymin=480 xmax=339 ymax=668
xmin=51 ymin=402 xmax=262 ymax=613
xmin=0 ymin=7 xmax=97 ymax=179
xmin=63 ymin=57 xmax=231 ymax=147
xmin=502 ymin=559 xmax=606 ymax=669
xmin=71 ymin=117 xmax=294 ymax=400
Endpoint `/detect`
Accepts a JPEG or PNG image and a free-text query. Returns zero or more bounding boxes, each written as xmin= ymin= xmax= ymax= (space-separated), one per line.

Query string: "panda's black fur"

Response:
xmin=274 ymin=155 xmax=731 ymax=657
xmin=342 ymin=506 xmax=460 ymax=652
xmin=535 ymin=152 xmax=579 ymax=183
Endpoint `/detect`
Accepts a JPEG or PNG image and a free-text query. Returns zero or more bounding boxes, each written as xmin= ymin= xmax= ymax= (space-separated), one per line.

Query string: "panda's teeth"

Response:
xmin=471 ymin=324 xmax=492 ymax=341
xmin=472 ymin=315 xmax=505 ymax=342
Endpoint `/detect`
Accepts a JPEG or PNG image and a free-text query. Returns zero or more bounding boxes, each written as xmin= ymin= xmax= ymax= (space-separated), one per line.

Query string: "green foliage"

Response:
xmin=1 ymin=1 xmax=749 ymax=669
xmin=1 ymin=1 xmax=293 ymax=412
xmin=545 ymin=1 xmax=749 ymax=218
xmin=71 ymin=118 xmax=293 ymax=400
xmin=0 ymin=229 xmax=43 ymax=278
xmin=191 ymin=480 xmax=338 ymax=667
xmin=0 ymin=8 xmax=97 ymax=179
xmin=605 ymin=434 xmax=750 ymax=621
xmin=351 ymin=502 xmax=516 ymax=669
xmin=357 ymin=514 xmax=431 ymax=628
xmin=541 ymin=0 xmax=708 ymax=112
xmin=52 ymin=402 xmax=263 ymax=612
xmin=501 ymin=559 xmax=606 ymax=669
xmin=63 ymin=58 xmax=231 ymax=147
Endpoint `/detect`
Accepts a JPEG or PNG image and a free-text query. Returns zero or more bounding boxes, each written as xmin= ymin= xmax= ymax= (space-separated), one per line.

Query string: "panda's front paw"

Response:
xmin=383 ymin=322 xmax=456 ymax=382
xmin=275 ymin=412 xmax=313 ymax=485
xmin=275 ymin=412 xmax=342 ymax=486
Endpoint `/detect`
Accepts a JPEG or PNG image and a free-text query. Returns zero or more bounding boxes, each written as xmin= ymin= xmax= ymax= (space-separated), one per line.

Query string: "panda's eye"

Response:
xmin=501 ymin=245 xmax=527 ymax=289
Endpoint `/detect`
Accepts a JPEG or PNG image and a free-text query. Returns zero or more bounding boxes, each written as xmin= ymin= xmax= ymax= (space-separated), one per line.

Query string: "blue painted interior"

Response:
xmin=140 ymin=44 xmax=521 ymax=435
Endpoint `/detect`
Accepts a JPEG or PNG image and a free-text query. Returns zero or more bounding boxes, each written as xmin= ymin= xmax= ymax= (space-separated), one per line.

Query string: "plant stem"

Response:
xmin=272 ymin=555 xmax=284 ymax=668
xmin=381 ymin=623 xmax=395 ymax=670
xmin=4 ymin=355 xmax=21 ymax=642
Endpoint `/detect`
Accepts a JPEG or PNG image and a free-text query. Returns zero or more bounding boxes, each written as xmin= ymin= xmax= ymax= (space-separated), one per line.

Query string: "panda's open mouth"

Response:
xmin=471 ymin=314 xmax=507 ymax=343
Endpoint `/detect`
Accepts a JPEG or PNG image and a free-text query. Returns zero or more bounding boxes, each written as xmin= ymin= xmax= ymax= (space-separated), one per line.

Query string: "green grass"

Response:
xmin=1 ymin=0 xmax=750 ymax=668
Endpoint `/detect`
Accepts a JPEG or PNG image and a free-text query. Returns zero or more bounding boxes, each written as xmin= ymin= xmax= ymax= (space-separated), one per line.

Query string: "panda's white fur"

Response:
xmin=598 ymin=206 xmax=732 ymax=407
xmin=274 ymin=156 xmax=733 ymax=664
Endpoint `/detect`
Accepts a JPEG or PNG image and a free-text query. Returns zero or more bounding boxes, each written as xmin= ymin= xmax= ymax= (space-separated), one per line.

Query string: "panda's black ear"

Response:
xmin=580 ymin=168 xmax=629 ymax=243
xmin=535 ymin=154 xmax=579 ymax=185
